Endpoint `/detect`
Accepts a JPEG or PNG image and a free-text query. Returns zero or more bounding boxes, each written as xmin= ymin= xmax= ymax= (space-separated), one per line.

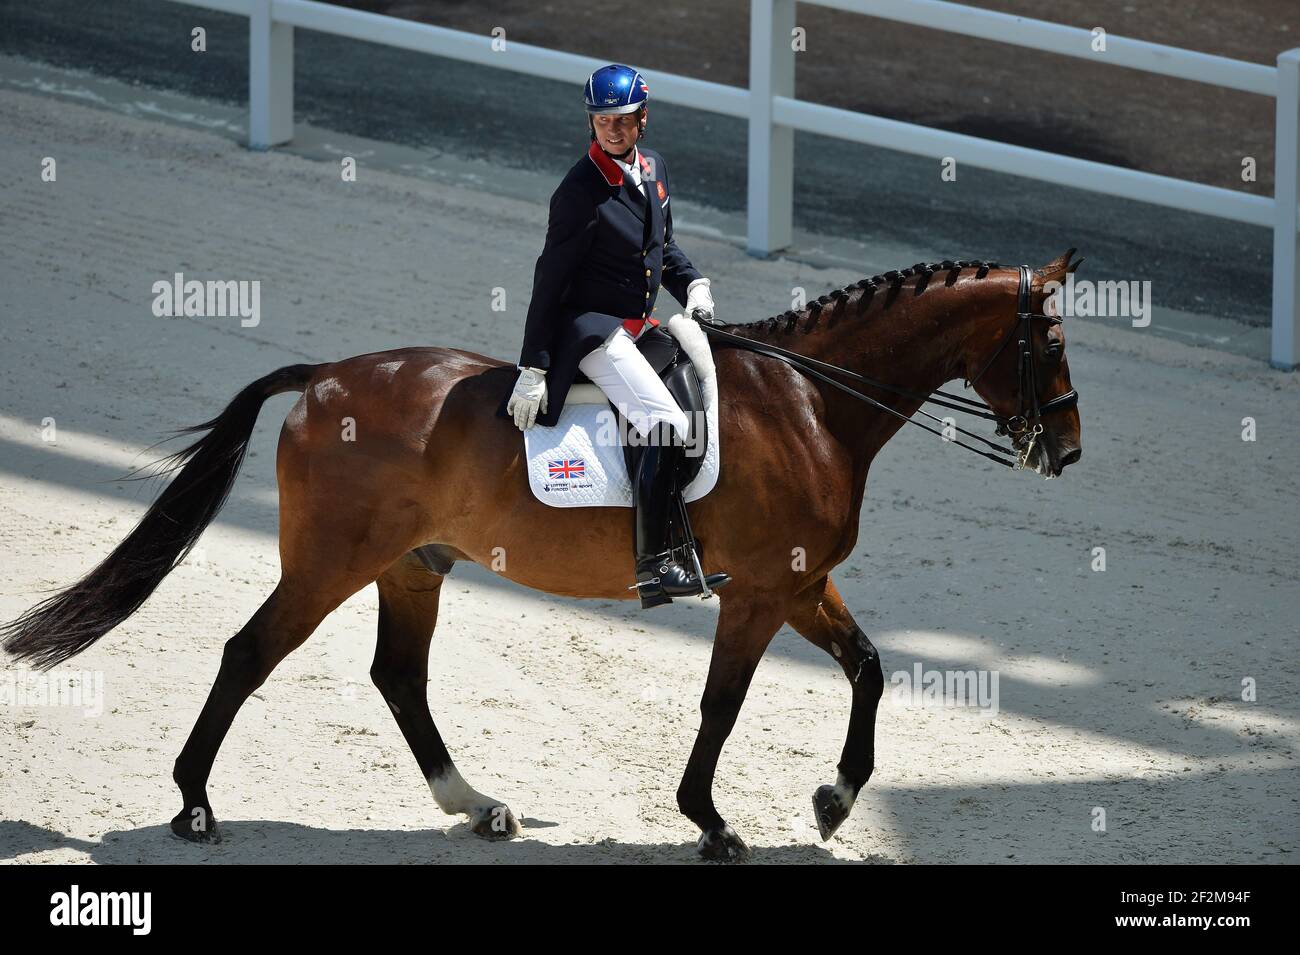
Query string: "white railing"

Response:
xmin=167 ymin=0 xmax=1299 ymax=368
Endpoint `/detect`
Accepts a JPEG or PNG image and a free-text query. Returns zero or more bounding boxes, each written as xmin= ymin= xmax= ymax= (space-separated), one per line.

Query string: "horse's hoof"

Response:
xmin=697 ymin=825 xmax=750 ymax=862
xmin=812 ymin=784 xmax=850 ymax=841
xmin=170 ymin=806 xmax=221 ymax=844
xmin=470 ymin=804 xmax=522 ymax=840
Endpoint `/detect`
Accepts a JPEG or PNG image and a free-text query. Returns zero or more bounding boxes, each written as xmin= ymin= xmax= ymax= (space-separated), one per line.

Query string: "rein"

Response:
xmin=695 ymin=265 xmax=1078 ymax=471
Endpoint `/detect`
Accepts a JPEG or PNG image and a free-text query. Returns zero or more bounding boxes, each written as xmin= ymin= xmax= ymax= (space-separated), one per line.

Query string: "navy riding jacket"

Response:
xmin=495 ymin=141 xmax=702 ymax=428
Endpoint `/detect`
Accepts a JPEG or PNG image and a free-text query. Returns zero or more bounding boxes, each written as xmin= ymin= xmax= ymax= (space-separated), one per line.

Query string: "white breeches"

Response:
xmin=577 ymin=326 xmax=690 ymax=440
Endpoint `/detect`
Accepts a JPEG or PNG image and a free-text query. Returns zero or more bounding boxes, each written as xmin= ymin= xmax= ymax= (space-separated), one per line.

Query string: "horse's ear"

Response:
xmin=1067 ymin=255 xmax=1084 ymax=274
xmin=1036 ymin=248 xmax=1078 ymax=282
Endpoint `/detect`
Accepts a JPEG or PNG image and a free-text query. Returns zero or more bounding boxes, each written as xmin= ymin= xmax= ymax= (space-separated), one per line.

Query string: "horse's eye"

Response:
xmin=1045 ymin=343 xmax=1063 ymax=360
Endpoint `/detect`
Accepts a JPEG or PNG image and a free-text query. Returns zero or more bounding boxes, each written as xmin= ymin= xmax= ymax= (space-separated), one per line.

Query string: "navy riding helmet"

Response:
xmin=584 ymin=64 xmax=648 ymax=145
xmin=584 ymin=63 xmax=648 ymax=114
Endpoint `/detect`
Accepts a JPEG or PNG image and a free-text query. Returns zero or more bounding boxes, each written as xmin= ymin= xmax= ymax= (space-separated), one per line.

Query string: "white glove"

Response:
xmin=507 ymin=366 xmax=548 ymax=430
xmin=686 ymin=277 xmax=715 ymax=323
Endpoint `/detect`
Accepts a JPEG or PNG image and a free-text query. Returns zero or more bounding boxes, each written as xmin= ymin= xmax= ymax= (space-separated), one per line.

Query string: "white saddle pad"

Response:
xmin=524 ymin=314 xmax=720 ymax=508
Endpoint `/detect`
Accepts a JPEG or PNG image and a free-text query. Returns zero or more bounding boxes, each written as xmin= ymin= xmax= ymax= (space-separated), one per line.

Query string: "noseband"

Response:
xmin=696 ymin=264 xmax=1078 ymax=470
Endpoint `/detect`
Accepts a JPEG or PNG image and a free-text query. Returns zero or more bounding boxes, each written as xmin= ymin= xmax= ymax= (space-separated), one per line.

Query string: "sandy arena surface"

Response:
xmin=1 ymin=86 xmax=1297 ymax=864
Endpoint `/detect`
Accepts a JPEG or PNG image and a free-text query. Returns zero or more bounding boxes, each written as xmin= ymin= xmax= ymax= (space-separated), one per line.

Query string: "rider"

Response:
xmin=496 ymin=63 xmax=730 ymax=608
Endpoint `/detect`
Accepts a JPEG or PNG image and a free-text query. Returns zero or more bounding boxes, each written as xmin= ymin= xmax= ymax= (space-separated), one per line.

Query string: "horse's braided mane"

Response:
xmin=718 ymin=259 xmax=1001 ymax=337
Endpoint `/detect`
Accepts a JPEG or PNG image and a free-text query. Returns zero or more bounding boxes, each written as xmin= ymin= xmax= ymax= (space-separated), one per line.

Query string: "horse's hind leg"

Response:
xmin=170 ymin=577 xmax=345 ymax=842
xmin=371 ymin=553 xmax=521 ymax=840
xmin=785 ymin=575 xmax=884 ymax=842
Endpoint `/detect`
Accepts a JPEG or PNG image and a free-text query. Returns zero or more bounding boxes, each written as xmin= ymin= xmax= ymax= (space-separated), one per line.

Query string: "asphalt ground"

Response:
xmin=0 ymin=0 xmax=1282 ymax=359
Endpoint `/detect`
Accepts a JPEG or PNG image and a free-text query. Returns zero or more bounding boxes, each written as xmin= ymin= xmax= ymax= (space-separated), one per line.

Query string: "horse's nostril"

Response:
xmin=1061 ymin=447 xmax=1081 ymax=467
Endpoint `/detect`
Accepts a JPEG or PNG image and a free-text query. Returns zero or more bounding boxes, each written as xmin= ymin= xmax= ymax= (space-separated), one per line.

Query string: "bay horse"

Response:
xmin=1 ymin=251 xmax=1082 ymax=861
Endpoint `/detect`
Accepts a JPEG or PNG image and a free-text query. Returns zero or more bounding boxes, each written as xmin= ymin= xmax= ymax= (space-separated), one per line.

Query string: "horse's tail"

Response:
xmin=1 ymin=364 xmax=317 ymax=670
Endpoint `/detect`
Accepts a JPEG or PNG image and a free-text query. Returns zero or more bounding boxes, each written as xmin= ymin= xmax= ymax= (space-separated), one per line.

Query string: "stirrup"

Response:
xmin=633 ymin=547 xmax=730 ymax=601
xmin=684 ymin=541 xmax=716 ymax=599
xmin=632 ymin=544 xmax=716 ymax=598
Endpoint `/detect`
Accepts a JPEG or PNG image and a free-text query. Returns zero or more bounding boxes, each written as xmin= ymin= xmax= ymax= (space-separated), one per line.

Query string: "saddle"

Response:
xmin=573 ymin=326 xmax=710 ymax=490
xmin=520 ymin=314 xmax=720 ymax=511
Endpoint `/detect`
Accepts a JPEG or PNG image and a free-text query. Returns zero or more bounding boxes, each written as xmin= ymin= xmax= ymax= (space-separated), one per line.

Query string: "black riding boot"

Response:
xmin=632 ymin=422 xmax=731 ymax=609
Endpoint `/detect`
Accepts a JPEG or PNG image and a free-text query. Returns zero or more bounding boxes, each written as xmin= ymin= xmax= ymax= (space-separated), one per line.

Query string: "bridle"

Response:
xmin=695 ymin=265 xmax=1079 ymax=471
xmin=960 ymin=265 xmax=1080 ymax=464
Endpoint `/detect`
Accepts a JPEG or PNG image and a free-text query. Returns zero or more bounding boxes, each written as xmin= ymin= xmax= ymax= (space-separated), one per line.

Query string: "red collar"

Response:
xmin=587 ymin=141 xmax=622 ymax=185
xmin=587 ymin=142 xmax=652 ymax=187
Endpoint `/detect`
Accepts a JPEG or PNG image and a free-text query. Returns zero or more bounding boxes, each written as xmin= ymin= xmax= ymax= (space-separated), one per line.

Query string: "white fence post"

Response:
xmin=1273 ymin=48 xmax=1300 ymax=370
xmin=249 ymin=0 xmax=294 ymax=149
xmin=747 ymin=0 xmax=795 ymax=256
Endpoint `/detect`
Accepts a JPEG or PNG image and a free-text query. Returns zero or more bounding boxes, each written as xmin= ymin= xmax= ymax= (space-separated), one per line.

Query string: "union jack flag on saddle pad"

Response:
xmin=548 ymin=459 xmax=586 ymax=479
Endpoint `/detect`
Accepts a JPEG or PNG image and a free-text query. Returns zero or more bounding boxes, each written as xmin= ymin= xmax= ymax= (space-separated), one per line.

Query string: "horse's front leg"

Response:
xmin=786 ymin=574 xmax=885 ymax=841
xmin=677 ymin=592 xmax=787 ymax=862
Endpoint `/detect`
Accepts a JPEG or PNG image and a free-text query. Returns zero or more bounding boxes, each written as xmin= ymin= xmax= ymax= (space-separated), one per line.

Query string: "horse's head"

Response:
xmin=964 ymin=250 xmax=1082 ymax=478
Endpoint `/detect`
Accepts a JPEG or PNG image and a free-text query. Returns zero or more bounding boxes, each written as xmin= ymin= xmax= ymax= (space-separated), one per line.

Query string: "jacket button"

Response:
xmin=644 ymin=268 xmax=651 ymax=277
xmin=645 ymin=291 xmax=650 ymax=299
